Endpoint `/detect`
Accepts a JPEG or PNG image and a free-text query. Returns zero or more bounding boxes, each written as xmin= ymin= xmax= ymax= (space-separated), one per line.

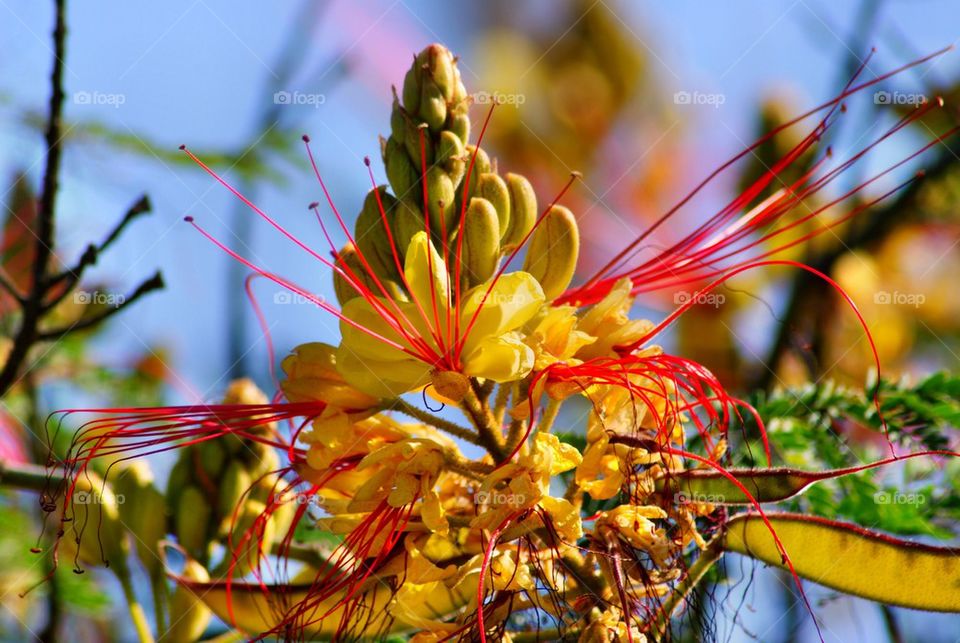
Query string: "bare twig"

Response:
xmin=37 ymin=271 xmax=165 ymax=340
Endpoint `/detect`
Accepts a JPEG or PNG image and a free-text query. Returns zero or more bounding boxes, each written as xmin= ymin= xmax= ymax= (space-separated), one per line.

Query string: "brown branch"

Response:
xmin=36 ymin=272 xmax=164 ymax=341
xmin=43 ymin=194 xmax=153 ymax=310
xmin=0 ymin=0 xmax=67 ymax=397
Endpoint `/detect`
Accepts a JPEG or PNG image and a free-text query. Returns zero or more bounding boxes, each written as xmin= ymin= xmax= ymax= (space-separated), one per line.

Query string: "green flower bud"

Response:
xmin=403 ymin=121 xmax=434 ymax=172
xmin=436 ymin=130 xmax=464 ymax=166
xmin=391 ymin=199 xmax=425 ymax=260
xmin=226 ymin=501 xmax=274 ymax=576
xmin=438 ymin=130 xmax=466 ymax=187
xmin=162 ymin=559 xmax=211 ymax=643
xmin=384 ymin=137 xmax=418 ymax=201
xmin=477 ymin=172 xmax=511 ymax=238
xmin=64 ymin=472 xmax=128 ymax=570
xmin=389 ymin=96 xmax=406 ymax=146
xmin=218 ymin=460 xmax=253 ymax=520
xmin=420 ymin=81 xmax=447 ymax=132
xmin=333 ymin=242 xmax=394 ymax=306
xmin=197 ymin=439 xmax=226 ymax=478
xmin=449 ymin=112 xmax=470 ymax=145
xmin=502 ymin=173 xmax=538 ymax=249
xmin=522 ymin=204 xmax=580 ymax=301
xmin=402 ymin=65 xmax=421 ymax=114
xmin=425 ymin=167 xmax=455 ymax=237
xmin=114 ymin=461 xmax=167 ymax=577
xmin=419 ymin=44 xmax=456 ymax=102
xmin=460 ymin=197 xmax=501 ymax=287
xmin=355 ymin=186 xmax=401 ymax=284
xmin=465 ymin=145 xmax=492 ymax=192
xmin=176 ymin=485 xmax=212 ymax=560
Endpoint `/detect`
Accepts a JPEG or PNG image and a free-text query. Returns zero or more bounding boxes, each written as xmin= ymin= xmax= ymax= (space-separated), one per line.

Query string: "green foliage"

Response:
xmin=733 ymin=372 xmax=960 ymax=538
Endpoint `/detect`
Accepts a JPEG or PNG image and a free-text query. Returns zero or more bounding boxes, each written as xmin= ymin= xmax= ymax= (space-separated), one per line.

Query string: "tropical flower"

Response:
xmin=41 ymin=43 xmax=960 ymax=643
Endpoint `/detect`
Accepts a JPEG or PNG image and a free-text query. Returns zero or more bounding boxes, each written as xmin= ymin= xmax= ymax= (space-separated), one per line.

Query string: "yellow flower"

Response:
xmin=575 ymin=277 xmax=653 ymax=360
xmin=281 ymin=342 xmax=379 ymax=409
xmin=472 ymin=433 xmax=582 ymax=540
xmin=337 ymin=231 xmax=544 ymax=399
xmin=596 ymin=505 xmax=672 ymax=567
xmin=526 ymin=304 xmax=595 ymax=369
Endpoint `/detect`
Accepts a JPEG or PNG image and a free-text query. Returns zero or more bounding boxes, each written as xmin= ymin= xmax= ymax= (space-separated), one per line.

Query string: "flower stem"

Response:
xmin=390 ymin=399 xmax=484 ymax=446
xmin=117 ymin=569 xmax=156 ymax=643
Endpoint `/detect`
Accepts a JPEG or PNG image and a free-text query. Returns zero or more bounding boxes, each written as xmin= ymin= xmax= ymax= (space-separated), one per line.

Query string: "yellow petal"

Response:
xmin=461 ymin=332 xmax=535 ymax=382
xmin=460 ymin=271 xmax=544 ymax=344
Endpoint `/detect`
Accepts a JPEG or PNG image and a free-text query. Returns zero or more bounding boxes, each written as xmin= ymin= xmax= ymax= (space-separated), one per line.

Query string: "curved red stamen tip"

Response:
xmin=183 ymin=215 xmax=194 ymax=223
xmin=301 ymin=134 xmax=311 ymax=143
xmin=307 ymin=201 xmax=319 ymax=210
xmin=178 ymin=144 xmax=186 ymax=151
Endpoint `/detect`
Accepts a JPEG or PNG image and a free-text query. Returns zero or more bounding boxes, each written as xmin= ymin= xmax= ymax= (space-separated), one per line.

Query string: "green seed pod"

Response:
xmin=218 ymin=460 xmax=253 ymax=520
xmin=425 ymin=167 xmax=456 ymax=237
xmin=477 ymin=172 xmax=511 ymax=238
xmin=502 ymin=173 xmax=538 ymax=249
xmin=461 ymin=197 xmax=501 ymax=287
xmin=355 ymin=186 xmax=401 ymax=283
xmin=391 ymin=198 xmax=425 ymax=260
xmin=176 ymin=485 xmax=212 ymax=561
xmin=162 ymin=559 xmax=211 ymax=643
xmin=384 ymin=137 xmax=418 ymax=201
xmin=522 ymin=204 xmax=580 ymax=301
